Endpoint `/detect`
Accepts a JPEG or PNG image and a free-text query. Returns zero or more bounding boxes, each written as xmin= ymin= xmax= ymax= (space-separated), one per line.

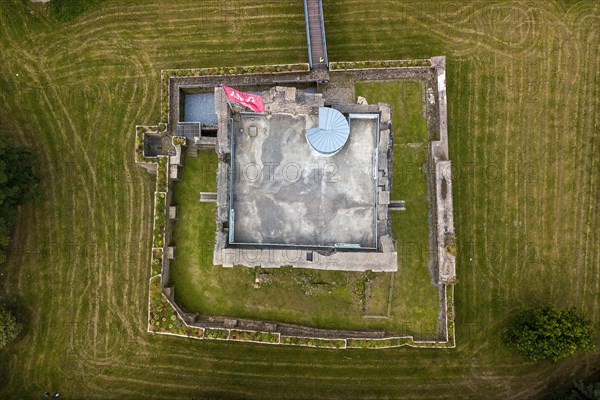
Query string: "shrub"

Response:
xmin=156 ymin=160 xmax=168 ymax=192
xmin=205 ymin=328 xmax=229 ymax=340
xmin=281 ymin=336 xmax=345 ymax=348
xmin=0 ymin=136 xmax=41 ymax=264
xmin=229 ymin=330 xmax=279 ymax=343
xmin=50 ymin=0 xmax=105 ymax=21
xmin=148 ymin=277 xmax=201 ymax=336
xmin=259 ymin=332 xmax=279 ymax=343
xmin=172 ymin=136 xmax=186 ymax=146
xmin=151 ymin=249 xmax=163 ymax=276
xmin=503 ymin=306 xmax=595 ymax=362
xmin=331 ymin=59 xmax=431 ymax=71
xmin=546 ymin=378 xmax=600 ymax=400
xmin=0 ymin=305 xmax=22 ymax=349
xmin=153 ymin=192 xmax=167 ymax=247
xmin=444 ymin=233 xmax=456 ymax=256
xmin=347 ymin=337 xmax=414 ymax=349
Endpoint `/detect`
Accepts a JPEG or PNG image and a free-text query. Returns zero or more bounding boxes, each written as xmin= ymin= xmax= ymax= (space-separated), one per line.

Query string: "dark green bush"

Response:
xmin=0 ymin=136 xmax=41 ymax=264
xmin=0 ymin=304 xmax=22 ymax=349
xmin=50 ymin=0 xmax=105 ymax=22
xmin=504 ymin=306 xmax=595 ymax=362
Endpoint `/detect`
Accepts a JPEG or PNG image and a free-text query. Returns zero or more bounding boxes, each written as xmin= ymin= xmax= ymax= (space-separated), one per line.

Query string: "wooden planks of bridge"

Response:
xmin=304 ymin=0 xmax=328 ymax=68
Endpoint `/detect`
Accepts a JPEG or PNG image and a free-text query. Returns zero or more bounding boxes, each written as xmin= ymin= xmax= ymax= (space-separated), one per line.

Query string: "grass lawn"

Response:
xmin=169 ymin=150 xmax=435 ymax=334
xmin=355 ymin=80 xmax=439 ymax=336
xmin=0 ymin=0 xmax=598 ymax=398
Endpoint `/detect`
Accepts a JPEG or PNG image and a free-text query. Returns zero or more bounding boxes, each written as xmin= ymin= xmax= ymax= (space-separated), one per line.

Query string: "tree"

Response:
xmin=503 ymin=306 xmax=595 ymax=362
xmin=50 ymin=0 xmax=105 ymax=22
xmin=0 ymin=135 xmax=40 ymax=264
xmin=546 ymin=379 xmax=600 ymax=400
xmin=0 ymin=304 xmax=22 ymax=349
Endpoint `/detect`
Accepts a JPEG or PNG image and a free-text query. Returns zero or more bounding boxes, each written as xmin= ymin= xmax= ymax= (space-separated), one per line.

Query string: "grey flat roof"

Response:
xmin=230 ymin=112 xmax=379 ymax=249
xmin=184 ymin=93 xmax=218 ymax=124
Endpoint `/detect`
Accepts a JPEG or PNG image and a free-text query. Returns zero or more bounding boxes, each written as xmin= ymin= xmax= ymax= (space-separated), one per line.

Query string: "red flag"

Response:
xmin=223 ymin=85 xmax=265 ymax=112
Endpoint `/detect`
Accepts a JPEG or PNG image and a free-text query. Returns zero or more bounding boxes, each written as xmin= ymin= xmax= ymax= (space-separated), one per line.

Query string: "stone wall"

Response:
xmin=154 ymin=277 xmax=454 ymax=348
xmin=429 ymin=56 xmax=456 ymax=284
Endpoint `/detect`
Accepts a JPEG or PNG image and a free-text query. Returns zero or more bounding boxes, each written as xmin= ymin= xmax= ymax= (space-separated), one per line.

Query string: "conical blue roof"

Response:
xmin=306 ymin=108 xmax=350 ymax=155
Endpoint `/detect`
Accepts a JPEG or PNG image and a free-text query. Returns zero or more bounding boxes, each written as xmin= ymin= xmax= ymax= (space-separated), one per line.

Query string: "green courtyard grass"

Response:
xmin=169 ymin=155 xmax=421 ymax=333
xmin=355 ymin=80 xmax=439 ymax=335
xmin=0 ymin=0 xmax=598 ymax=398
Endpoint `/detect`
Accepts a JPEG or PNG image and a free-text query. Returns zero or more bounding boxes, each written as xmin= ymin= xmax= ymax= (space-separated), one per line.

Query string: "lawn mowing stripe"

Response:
xmin=578 ymin=31 xmax=600 ymax=318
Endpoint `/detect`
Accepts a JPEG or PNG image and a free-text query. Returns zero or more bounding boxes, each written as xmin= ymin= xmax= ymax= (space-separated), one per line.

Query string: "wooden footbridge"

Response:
xmin=304 ymin=0 xmax=328 ymax=70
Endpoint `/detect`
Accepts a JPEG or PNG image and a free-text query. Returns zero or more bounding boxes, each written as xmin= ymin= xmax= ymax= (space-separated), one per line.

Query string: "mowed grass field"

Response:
xmin=0 ymin=0 xmax=598 ymax=398
xmin=169 ymin=80 xmax=438 ymax=337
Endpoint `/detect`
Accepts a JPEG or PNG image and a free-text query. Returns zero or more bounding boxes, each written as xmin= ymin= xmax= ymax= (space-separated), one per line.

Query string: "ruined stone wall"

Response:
xmin=429 ymin=56 xmax=456 ymax=284
xmin=142 ymin=61 xmax=456 ymax=347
